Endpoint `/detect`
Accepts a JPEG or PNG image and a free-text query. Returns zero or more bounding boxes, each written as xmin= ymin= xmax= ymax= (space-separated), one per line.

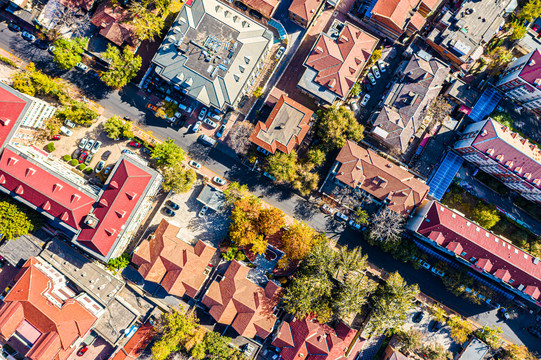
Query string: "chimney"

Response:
xmin=501 ymin=126 xmax=509 ymax=132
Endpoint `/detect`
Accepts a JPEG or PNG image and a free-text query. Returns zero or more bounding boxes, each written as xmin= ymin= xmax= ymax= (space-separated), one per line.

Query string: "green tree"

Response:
xmin=46 ymin=142 xmax=56 ymax=153
xmin=152 ymin=309 xmax=199 ymax=360
xmin=334 ymin=246 xmax=367 ymax=281
xmin=56 ymin=101 xmax=98 ymax=126
xmin=354 ymin=207 xmax=369 ymax=226
xmin=350 ymin=82 xmax=361 ymax=97
xmin=421 ymin=343 xmax=450 ymax=360
xmin=475 ymin=325 xmax=502 ymax=349
xmin=282 ymin=273 xmax=333 ymax=319
xmin=107 ymin=253 xmax=131 ymax=272
xmin=518 ymin=0 xmax=541 ymax=22
xmin=280 ymin=221 xmax=316 ymax=265
xmin=367 ymin=48 xmax=382 ymax=66
xmin=301 ymin=238 xmax=337 ymax=277
xmin=152 ymin=138 xmax=186 ymax=168
xmin=447 ymin=315 xmax=473 ymax=344
xmin=368 ymin=208 xmax=405 ymax=251
xmin=104 ymin=115 xmax=133 ymax=139
xmin=472 ymin=204 xmax=500 ymax=229
xmin=101 ymin=44 xmax=142 ymax=89
xmin=490 ymin=111 xmax=514 ymax=129
xmin=509 ymin=21 xmax=527 ymax=40
xmin=367 ymin=272 xmax=419 ymax=335
xmin=333 ymin=275 xmax=377 ymax=319
xmin=223 ymin=181 xmax=250 ymax=205
xmin=161 ymin=164 xmax=196 ymax=193
xmin=503 ymin=344 xmax=538 ymax=360
xmin=317 ymin=106 xmax=364 ymax=151
xmin=267 ymin=151 xmax=299 ymax=182
xmin=53 ymin=37 xmax=88 ymax=70
xmin=307 ymin=148 xmax=325 ymax=167
xmin=0 ymin=201 xmax=36 ymax=240
xmin=394 ymin=329 xmax=422 ymax=354
xmin=129 ymin=2 xmax=165 ymax=41
xmin=253 ymin=87 xmax=263 ymax=98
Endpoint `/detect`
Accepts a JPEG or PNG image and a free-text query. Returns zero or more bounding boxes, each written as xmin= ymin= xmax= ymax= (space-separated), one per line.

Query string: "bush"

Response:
xmin=45 ymin=142 xmax=55 ymax=153
xmin=63 ymin=154 xmax=71 ymax=161
xmin=235 ymin=251 xmax=246 ymax=261
xmin=77 ymin=163 xmax=86 ymax=170
xmin=84 ymin=167 xmax=93 ymax=174
xmin=0 ymin=56 xmax=17 ymax=68
xmin=70 ymin=159 xmax=79 ymax=166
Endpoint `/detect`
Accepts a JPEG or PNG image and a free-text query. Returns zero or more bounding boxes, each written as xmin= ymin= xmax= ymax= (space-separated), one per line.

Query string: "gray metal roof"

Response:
xmin=197 ymin=184 xmax=225 ymax=211
xmin=152 ymin=0 xmax=272 ymax=110
xmin=297 ymin=67 xmax=338 ymax=104
xmin=458 ymin=338 xmax=490 ymax=360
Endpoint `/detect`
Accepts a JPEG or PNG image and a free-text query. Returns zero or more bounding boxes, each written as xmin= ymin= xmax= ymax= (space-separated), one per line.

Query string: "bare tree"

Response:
xmin=426 ymin=95 xmax=453 ymax=125
xmin=368 ymin=208 xmax=405 ymax=251
xmin=227 ymin=121 xmax=254 ymax=155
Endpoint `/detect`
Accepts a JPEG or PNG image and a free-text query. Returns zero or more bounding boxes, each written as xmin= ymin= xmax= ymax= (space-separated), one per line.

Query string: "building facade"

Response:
xmin=454 ymin=118 xmax=541 ymax=203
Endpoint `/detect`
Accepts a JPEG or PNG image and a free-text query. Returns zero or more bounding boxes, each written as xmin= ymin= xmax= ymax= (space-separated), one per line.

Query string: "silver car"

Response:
xmin=91 ymin=140 xmax=102 ymax=154
xmin=85 ymin=139 xmax=94 ymax=151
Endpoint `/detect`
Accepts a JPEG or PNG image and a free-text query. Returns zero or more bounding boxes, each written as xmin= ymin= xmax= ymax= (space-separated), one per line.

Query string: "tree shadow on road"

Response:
xmin=293 ymin=198 xmax=318 ymax=221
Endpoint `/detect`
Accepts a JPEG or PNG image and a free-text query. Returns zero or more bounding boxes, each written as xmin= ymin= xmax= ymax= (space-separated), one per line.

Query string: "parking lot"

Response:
xmin=66 ymin=336 xmax=114 ymax=360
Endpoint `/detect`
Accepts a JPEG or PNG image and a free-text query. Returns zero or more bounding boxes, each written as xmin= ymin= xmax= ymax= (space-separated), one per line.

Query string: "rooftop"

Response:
xmin=371 ymin=53 xmax=449 ymax=153
xmin=370 ymin=0 xmax=431 ymax=34
xmin=152 ymin=0 xmax=272 ymax=110
xmin=241 ymin=0 xmax=279 ymax=18
xmin=517 ymin=49 xmax=541 ymax=88
xmin=0 ymin=229 xmax=49 ymax=267
xmin=249 ymin=95 xmax=313 ymax=154
xmin=413 ymin=201 xmax=541 ymax=301
xmin=90 ymin=1 xmax=137 ymax=47
xmin=333 ymin=140 xmax=429 ymax=216
xmin=109 ymin=321 xmax=154 ymax=360
xmin=457 ymin=337 xmax=490 ymax=360
xmin=0 ymin=83 xmax=31 ymax=147
xmin=288 ymin=0 xmax=322 ymax=23
xmin=444 ymin=78 xmax=480 ymax=108
xmin=196 ymin=184 xmax=225 ymax=211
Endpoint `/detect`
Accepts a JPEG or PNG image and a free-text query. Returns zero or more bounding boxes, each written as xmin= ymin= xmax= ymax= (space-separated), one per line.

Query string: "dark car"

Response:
xmin=8 ymin=22 xmax=21 ymax=32
xmin=249 ymin=9 xmax=262 ymax=19
xmin=167 ymin=200 xmax=180 ymax=210
xmin=34 ymin=40 xmax=49 ymax=50
xmin=102 ymin=150 xmax=111 ymax=160
xmin=141 ymin=147 xmax=152 ymax=155
xmin=88 ymin=70 xmax=100 ymax=78
xmin=122 ymin=149 xmax=135 ymax=155
xmin=123 ymin=116 xmax=132 ymax=121
xmin=527 ymin=327 xmax=541 ymax=339
xmin=164 ymin=207 xmax=176 ymax=216
xmin=234 ymin=1 xmax=247 ymax=10
xmin=412 ymin=312 xmax=424 ymax=323
xmin=429 ymin=321 xmax=443 ymax=332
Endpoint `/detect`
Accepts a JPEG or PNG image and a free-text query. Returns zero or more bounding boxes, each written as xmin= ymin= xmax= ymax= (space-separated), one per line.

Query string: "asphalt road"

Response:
xmin=1 ymin=15 xmax=540 ymax=353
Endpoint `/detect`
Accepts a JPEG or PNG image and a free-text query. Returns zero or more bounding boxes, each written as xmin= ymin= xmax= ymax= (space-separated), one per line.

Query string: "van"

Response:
xmin=178 ymin=103 xmax=193 ymax=114
xmin=198 ymin=134 xmax=216 ymax=146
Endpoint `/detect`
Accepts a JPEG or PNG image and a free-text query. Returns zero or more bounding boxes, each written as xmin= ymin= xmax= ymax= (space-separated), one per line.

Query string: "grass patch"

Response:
xmin=0 ymin=56 xmax=17 ymax=68
xmin=474 ymin=170 xmax=509 ymax=195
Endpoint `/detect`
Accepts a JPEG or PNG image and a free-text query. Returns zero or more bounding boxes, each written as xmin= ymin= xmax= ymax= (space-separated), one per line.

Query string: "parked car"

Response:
xmin=321 ymin=204 xmax=334 ymax=214
xmin=243 ymin=343 xmax=256 ymax=357
xmin=85 ymin=139 xmax=94 ymax=151
xmin=48 ymin=45 xmax=56 ymax=54
xmin=79 ymin=151 xmax=89 ymax=163
xmin=49 ymin=135 xmax=61 ymax=140
xmin=361 ymin=94 xmax=370 ymax=106
xmin=216 ymin=125 xmax=226 ymax=138
xmin=76 ymin=62 xmax=88 ymax=71
xmin=103 ymin=166 xmax=112 ymax=176
xmin=198 ymin=205 xmax=208 ymax=217
xmin=192 ymin=121 xmax=202 ymax=132
xmin=263 ymin=171 xmax=276 ymax=181
xmin=77 ymin=346 xmax=88 ymax=356
xmin=64 ymin=119 xmax=76 ymax=128
xmin=418 ymin=259 xmax=431 ymax=270
xmin=527 ymin=326 xmax=541 ymax=339
xmin=198 ymin=134 xmax=216 ymax=146
xmin=141 ymin=147 xmax=152 ymax=155
xmin=256 ymin=146 xmax=270 ymax=155
xmin=210 ymin=113 xmax=222 ymax=122
xmin=412 ymin=312 xmax=424 ymax=323
xmin=102 ymin=150 xmax=111 ymax=160
xmin=430 ymin=266 xmax=445 ymax=277
xmin=198 ymin=107 xmax=208 ymax=121
xmin=21 ymin=31 xmax=35 ymax=41
xmin=335 ymin=211 xmax=348 ymax=222
xmin=34 ymin=40 xmax=48 ymax=50
xmin=499 ymin=308 xmax=511 ymax=320
xmin=275 ymin=46 xmax=286 ymax=59
xmin=429 ymin=321 xmax=443 ymax=332
xmin=377 ymin=60 xmax=386 ymax=72
xmin=84 ymin=153 xmax=93 ymax=165
xmin=371 ymin=66 xmax=381 ymax=79
xmin=367 ymin=73 xmax=376 ymax=85
xmin=347 ymin=219 xmax=361 ymax=230
xmin=60 ymin=126 xmax=73 ymax=136
xmin=213 ymin=176 xmax=226 ymax=186
xmin=122 ymin=149 xmax=135 ymax=155
xmin=203 ymin=118 xmax=218 ymax=129
xmin=167 ymin=200 xmax=180 ymax=210
xmin=91 ymin=141 xmax=102 ymax=154
xmin=189 ymin=160 xmax=201 ymax=169
xmin=129 ymin=141 xmax=142 ymax=148
xmin=96 ymin=160 xmax=105 ymax=173
xmin=8 ymin=22 xmax=21 ymax=32
xmin=88 ymin=70 xmax=100 ymax=78
xmin=234 ymin=1 xmax=248 ymax=10
xmin=147 ymin=104 xmax=158 ymax=112
xmin=164 ymin=208 xmax=176 ymax=216
xmin=123 ymin=116 xmax=132 ymax=121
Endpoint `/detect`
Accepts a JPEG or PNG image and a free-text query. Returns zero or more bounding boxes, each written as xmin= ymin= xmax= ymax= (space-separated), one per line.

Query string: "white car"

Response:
xmin=198 ymin=205 xmax=208 ymax=217
xmin=64 ymin=119 xmax=76 ymax=128
xmin=192 ymin=121 xmax=202 ymax=132
xmin=79 ymin=137 xmax=88 ymax=149
xmin=60 ymin=126 xmax=73 ymax=136
xmin=85 ymin=139 xmax=94 ymax=151
xmin=91 ymin=140 xmax=102 ymax=154
xmin=203 ymin=118 xmax=218 ymax=129
xmin=76 ymin=62 xmax=88 ymax=71
xmin=335 ymin=211 xmax=349 ymax=222
xmin=367 ymin=73 xmax=376 ymax=85
xmin=431 ymin=267 xmax=445 ymax=277
xmin=377 ymin=60 xmax=386 ymax=73
xmin=198 ymin=107 xmax=207 ymax=121
xmin=21 ymin=31 xmax=35 ymax=41
xmin=372 ymin=66 xmax=381 ymax=79
xmin=275 ymin=46 xmax=285 ymax=59
xmin=213 ymin=176 xmax=226 ymax=186
xmin=189 ymin=160 xmax=201 ymax=169
xmin=361 ymin=94 xmax=370 ymax=106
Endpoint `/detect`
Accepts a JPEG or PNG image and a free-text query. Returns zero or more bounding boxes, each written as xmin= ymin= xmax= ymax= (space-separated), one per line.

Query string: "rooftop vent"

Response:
xmin=0 ymin=118 xmax=11 ymax=126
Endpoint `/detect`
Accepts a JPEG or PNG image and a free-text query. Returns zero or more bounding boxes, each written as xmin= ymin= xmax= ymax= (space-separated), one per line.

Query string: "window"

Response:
xmin=495 ymin=238 xmax=499 ymax=243
xmin=485 ymin=232 xmax=490 ymax=237
xmin=476 ymin=227 xmax=480 ymax=232
xmin=509 ymin=279 xmax=515 ymax=284
xmin=470 ymin=257 xmax=477 ymax=262
xmin=461 ymin=251 xmax=467 ymax=257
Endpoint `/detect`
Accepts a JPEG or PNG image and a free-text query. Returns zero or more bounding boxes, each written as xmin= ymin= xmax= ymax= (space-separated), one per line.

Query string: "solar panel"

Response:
xmin=468 ymin=86 xmax=503 ymax=122
xmin=427 ymin=151 xmax=464 ymax=200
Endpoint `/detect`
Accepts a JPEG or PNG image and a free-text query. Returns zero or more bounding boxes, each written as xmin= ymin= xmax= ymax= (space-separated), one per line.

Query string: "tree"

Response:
xmin=280 ymin=221 xmax=316 ymax=265
xmin=503 ymin=344 xmax=538 ymax=360
xmin=395 ymin=329 xmax=422 ymax=354
xmin=475 ymin=325 xmax=502 ymax=349
xmin=350 ymin=82 xmax=361 ymax=97
xmin=307 ymin=148 xmax=325 ymax=167
xmin=227 ymin=122 xmax=254 ymax=154
xmin=301 ymin=238 xmax=337 ymax=277
xmin=518 ymin=0 xmax=541 ymax=22
xmin=427 ymin=96 xmax=453 ymax=125
xmin=267 ymin=151 xmax=299 ymax=182
xmin=104 ymin=115 xmax=133 ymax=139
xmin=56 ymin=101 xmax=98 ymax=126
xmin=427 ymin=305 xmax=447 ymax=324
xmin=0 ymin=201 xmax=37 ymax=241
xmin=128 ymin=2 xmax=165 ymax=41
xmin=258 ymin=207 xmax=285 ymax=236
xmin=101 ymin=44 xmax=142 ymax=89
xmin=333 ymin=275 xmax=376 ymax=319
xmin=282 ymin=273 xmax=333 ymax=319
xmin=53 ymin=37 xmax=88 ymax=70
xmin=368 ymin=208 xmax=405 ymax=251
xmin=107 ymin=253 xmax=131 ymax=272
xmin=367 ymin=48 xmax=382 ymax=66
xmin=223 ymin=181 xmax=250 ymax=205
xmin=421 ymin=343 xmax=450 ymax=360
xmin=152 ymin=138 xmax=186 ymax=168
xmin=317 ymin=106 xmax=364 ymax=151
xmin=509 ymin=20 xmax=527 ymax=40
xmin=472 ymin=204 xmax=500 ymax=229
xmin=253 ymin=87 xmax=263 ymax=98
xmin=488 ymin=47 xmax=512 ymax=73
xmin=447 ymin=315 xmax=473 ymax=344
xmin=46 ymin=142 xmax=56 ymax=153
xmin=367 ymin=272 xmax=419 ymax=335
xmin=354 ymin=207 xmax=369 ymax=226
xmin=334 ymin=246 xmax=367 ymax=281
xmin=161 ymin=164 xmax=196 ymax=193
xmin=152 ymin=309 xmax=199 ymax=360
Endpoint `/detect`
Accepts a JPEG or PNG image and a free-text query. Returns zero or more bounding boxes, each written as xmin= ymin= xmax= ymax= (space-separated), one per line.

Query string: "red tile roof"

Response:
xmin=334 ymin=140 xmax=429 ymax=216
xmin=272 ymin=318 xmax=364 ymax=360
xmin=249 ymin=95 xmax=313 ymax=154
xmin=109 ymin=321 xmax=154 ymax=360
xmin=0 ymin=85 xmax=27 ymax=147
xmin=132 ymin=219 xmax=216 ymax=298
xmin=415 ymin=202 xmax=541 ymax=301
xmin=371 ymin=0 xmax=436 ymax=34
xmin=518 ymin=49 xmax=541 ymax=88
xmin=91 ymin=1 xmax=137 ymax=47
xmin=305 ymin=23 xmax=378 ymax=98
xmin=0 ymin=148 xmax=96 ymax=230
xmin=242 ymin=0 xmax=279 ymax=18
xmin=77 ymin=158 xmax=154 ymax=257
xmin=0 ymin=258 xmax=97 ymax=360
xmin=288 ymin=0 xmax=322 ymax=23
xmin=469 ymin=118 xmax=541 ymax=190
xmin=202 ymin=260 xmax=281 ymax=338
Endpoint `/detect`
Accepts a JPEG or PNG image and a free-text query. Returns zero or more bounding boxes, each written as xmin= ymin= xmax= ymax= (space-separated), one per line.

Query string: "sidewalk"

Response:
xmin=456 ymin=165 xmax=541 ymax=235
